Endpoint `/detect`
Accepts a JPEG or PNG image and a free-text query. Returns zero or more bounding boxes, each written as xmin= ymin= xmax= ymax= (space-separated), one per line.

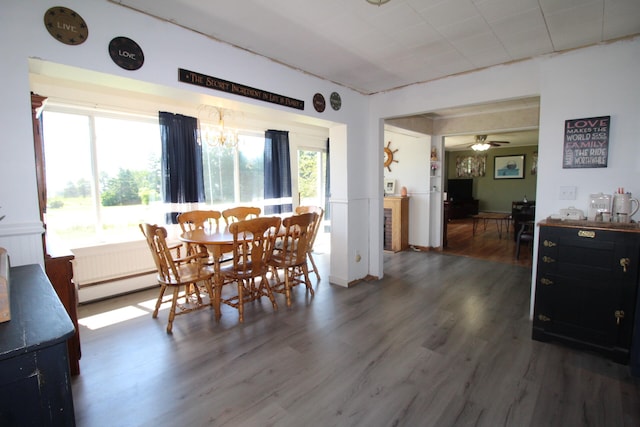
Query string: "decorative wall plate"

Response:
xmin=330 ymin=92 xmax=342 ymax=110
xmin=109 ymin=37 xmax=144 ymax=70
xmin=44 ymin=6 xmax=88 ymax=45
xmin=384 ymin=141 xmax=398 ymax=171
xmin=313 ymin=93 xmax=326 ymax=113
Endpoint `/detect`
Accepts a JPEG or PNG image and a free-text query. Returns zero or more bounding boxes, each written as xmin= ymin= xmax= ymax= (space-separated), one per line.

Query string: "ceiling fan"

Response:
xmin=469 ymin=135 xmax=510 ymax=151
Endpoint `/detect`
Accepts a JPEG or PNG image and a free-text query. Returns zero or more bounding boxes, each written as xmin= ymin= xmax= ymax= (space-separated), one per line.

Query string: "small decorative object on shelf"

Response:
xmin=431 ymin=147 xmax=438 ymax=161
xmin=430 ymin=161 xmax=439 ymax=176
xmin=400 ymin=186 xmax=408 ymax=197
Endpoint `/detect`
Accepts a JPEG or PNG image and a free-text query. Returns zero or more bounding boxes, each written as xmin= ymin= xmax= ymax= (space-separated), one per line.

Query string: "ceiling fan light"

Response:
xmin=471 ymin=143 xmax=491 ymax=151
xmin=366 ymin=0 xmax=391 ymax=5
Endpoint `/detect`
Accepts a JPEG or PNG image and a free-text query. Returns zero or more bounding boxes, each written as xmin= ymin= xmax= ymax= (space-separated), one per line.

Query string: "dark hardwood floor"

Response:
xmin=442 ymin=217 xmax=533 ymax=268
xmin=71 ymin=235 xmax=639 ymax=426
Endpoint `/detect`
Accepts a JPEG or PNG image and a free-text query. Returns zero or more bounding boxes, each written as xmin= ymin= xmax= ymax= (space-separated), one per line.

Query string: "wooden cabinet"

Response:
xmin=0 ymin=265 xmax=76 ymax=426
xmin=45 ymin=241 xmax=80 ymax=376
xmin=383 ymin=197 xmax=409 ymax=252
xmin=533 ymin=221 xmax=640 ymax=364
xmin=444 ymin=199 xmax=478 ymax=219
xmin=32 ymin=94 xmax=81 ymax=376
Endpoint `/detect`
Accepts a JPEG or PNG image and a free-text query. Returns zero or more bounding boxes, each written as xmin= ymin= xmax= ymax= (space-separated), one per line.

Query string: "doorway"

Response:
xmin=296 ymin=148 xmax=330 ymax=252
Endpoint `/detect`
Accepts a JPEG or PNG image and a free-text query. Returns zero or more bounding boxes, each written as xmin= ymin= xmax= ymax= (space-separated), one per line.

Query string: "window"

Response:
xmin=42 ymin=108 xmax=267 ymax=248
xmin=201 ymin=135 xmax=264 ymax=206
xmin=297 ymin=148 xmax=326 ymax=207
xmin=43 ymin=110 xmax=163 ymax=247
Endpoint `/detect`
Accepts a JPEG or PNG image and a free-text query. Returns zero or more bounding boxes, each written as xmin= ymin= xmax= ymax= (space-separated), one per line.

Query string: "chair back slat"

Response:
xmin=281 ymin=212 xmax=317 ymax=265
xmin=177 ymin=210 xmax=222 ymax=232
xmin=139 ymin=223 xmax=180 ymax=284
xmin=295 ymin=206 xmax=324 ymax=251
xmin=229 ymin=216 xmax=281 ymax=276
xmin=222 ymin=206 xmax=261 ymax=225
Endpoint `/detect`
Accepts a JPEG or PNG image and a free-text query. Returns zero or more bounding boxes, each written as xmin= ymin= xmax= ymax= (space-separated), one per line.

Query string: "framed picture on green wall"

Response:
xmin=494 ymin=155 xmax=525 ymax=179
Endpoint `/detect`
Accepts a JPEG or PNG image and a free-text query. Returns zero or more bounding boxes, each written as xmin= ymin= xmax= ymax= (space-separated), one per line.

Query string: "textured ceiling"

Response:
xmin=111 ymin=0 xmax=640 ymax=95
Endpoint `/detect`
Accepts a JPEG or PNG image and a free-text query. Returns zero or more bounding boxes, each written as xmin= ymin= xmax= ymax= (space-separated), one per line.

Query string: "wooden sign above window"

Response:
xmin=178 ymin=68 xmax=304 ymax=111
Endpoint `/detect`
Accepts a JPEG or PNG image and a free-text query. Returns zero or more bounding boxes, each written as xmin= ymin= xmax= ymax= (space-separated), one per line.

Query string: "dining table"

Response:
xmin=180 ymin=226 xmax=234 ymax=320
xmin=179 ymin=222 xmax=286 ymax=320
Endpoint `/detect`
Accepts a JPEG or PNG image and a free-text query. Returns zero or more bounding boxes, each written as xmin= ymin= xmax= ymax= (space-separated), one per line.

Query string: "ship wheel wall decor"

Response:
xmin=384 ymin=141 xmax=398 ymax=171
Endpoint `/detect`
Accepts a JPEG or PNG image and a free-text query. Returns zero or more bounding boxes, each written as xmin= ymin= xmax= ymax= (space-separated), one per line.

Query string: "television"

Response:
xmin=447 ymin=179 xmax=473 ymax=201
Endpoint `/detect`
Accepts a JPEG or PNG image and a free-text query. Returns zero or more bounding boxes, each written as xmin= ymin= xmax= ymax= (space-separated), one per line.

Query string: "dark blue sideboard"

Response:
xmin=0 ymin=264 xmax=76 ymax=426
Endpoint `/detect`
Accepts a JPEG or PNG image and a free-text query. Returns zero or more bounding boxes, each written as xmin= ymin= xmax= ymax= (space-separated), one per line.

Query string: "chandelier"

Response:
xmin=471 ymin=135 xmax=491 ymax=151
xmin=366 ymin=0 xmax=390 ymax=5
xmin=197 ymin=105 xmax=239 ymax=148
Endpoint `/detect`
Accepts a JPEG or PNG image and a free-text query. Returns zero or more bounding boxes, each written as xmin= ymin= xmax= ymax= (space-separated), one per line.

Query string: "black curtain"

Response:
xmin=263 ymin=129 xmax=292 ymax=214
xmin=159 ymin=111 xmax=204 ymax=223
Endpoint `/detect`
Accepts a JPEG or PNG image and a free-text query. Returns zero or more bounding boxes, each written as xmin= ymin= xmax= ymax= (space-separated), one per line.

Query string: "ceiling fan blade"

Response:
xmin=488 ymin=140 xmax=510 ymax=146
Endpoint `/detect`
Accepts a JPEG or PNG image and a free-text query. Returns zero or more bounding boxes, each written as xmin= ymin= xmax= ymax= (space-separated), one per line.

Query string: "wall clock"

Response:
xmin=109 ymin=37 xmax=144 ymax=70
xmin=384 ymin=141 xmax=398 ymax=171
xmin=44 ymin=6 xmax=88 ymax=45
xmin=313 ymin=93 xmax=326 ymax=112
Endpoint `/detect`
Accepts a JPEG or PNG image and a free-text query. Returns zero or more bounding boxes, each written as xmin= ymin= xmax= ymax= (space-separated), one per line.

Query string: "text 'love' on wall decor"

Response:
xmin=563 ymin=116 xmax=610 ymax=169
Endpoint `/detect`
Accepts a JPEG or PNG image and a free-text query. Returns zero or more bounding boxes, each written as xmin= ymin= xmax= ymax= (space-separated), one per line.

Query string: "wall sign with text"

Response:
xmin=178 ymin=68 xmax=304 ymax=110
xmin=44 ymin=6 xmax=88 ymax=45
xmin=109 ymin=37 xmax=144 ymax=70
xmin=563 ymin=116 xmax=610 ymax=168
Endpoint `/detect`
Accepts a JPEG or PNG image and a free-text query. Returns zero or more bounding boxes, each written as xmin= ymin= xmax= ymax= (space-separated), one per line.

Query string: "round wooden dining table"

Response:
xmin=180 ymin=227 xmax=234 ymax=320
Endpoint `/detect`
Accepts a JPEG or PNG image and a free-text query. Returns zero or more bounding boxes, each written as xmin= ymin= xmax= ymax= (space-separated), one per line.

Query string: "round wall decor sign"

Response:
xmin=109 ymin=37 xmax=145 ymax=70
xmin=330 ymin=92 xmax=342 ymax=110
xmin=313 ymin=93 xmax=326 ymax=113
xmin=44 ymin=6 xmax=88 ymax=45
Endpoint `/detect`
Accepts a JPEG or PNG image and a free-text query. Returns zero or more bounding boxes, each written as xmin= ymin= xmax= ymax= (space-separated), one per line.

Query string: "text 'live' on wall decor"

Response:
xmin=563 ymin=116 xmax=610 ymax=169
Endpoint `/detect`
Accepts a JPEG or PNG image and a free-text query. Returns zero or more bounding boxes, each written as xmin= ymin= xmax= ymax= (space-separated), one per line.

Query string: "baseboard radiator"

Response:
xmin=72 ymin=240 xmax=158 ymax=303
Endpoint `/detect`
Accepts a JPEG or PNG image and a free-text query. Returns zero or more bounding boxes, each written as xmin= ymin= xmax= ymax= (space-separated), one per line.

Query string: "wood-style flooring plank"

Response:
xmin=71 ymin=246 xmax=639 ymax=427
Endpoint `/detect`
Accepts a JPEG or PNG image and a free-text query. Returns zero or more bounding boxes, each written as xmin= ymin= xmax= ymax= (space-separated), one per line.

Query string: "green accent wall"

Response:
xmin=445 ymin=145 xmax=538 ymax=212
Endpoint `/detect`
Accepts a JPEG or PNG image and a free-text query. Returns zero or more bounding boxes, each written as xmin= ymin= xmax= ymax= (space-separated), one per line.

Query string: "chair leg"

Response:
xmin=260 ymin=274 xmax=278 ymax=310
xmin=153 ymin=284 xmax=167 ymax=318
xmin=202 ymin=278 xmax=215 ymax=313
xmin=307 ymin=252 xmax=320 ymax=281
xmin=167 ymin=286 xmax=180 ymax=333
xmin=284 ymin=269 xmax=293 ymax=307
xmin=237 ymin=279 xmax=245 ymax=323
xmin=300 ymin=263 xmax=314 ymax=296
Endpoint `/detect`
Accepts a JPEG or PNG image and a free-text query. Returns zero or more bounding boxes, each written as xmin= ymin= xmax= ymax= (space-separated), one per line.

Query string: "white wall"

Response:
xmin=0 ymin=0 xmax=371 ymax=287
xmin=1 ymin=1 xmax=639 ymax=298
xmin=383 ymin=129 xmax=431 ymax=248
xmin=370 ymin=36 xmax=640 ymax=314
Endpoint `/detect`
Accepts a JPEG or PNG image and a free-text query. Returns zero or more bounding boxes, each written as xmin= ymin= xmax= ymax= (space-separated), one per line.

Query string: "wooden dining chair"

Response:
xmin=515 ymin=218 xmax=535 ymax=259
xmin=139 ymin=223 xmax=215 ymax=333
xmin=177 ymin=210 xmax=224 ymax=257
xmin=269 ymin=212 xmax=317 ymax=307
xmin=218 ymin=216 xmax=281 ymax=322
xmin=295 ymin=205 xmax=324 ymax=281
xmin=222 ymin=206 xmax=261 ymax=225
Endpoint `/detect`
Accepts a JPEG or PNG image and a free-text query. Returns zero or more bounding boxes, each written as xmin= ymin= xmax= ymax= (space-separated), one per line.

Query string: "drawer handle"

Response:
xmin=615 ymin=310 xmax=625 ymax=325
xmin=540 ymin=278 xmax=553 ymax=286
xmin=620 ymin=258 xmax=630 ymax=273
xmin=578 ymin=230 xmax=595 ymax=238
xmin=543 ymin=240 xmax=557 ymax=247
xmin=543 ymin=256 xmax=555 ymax=263
xmin=538 ymin=314 xmax=551 ymax=322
